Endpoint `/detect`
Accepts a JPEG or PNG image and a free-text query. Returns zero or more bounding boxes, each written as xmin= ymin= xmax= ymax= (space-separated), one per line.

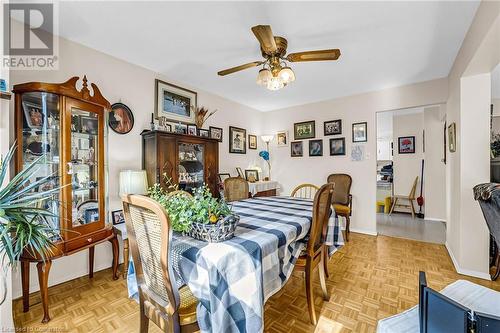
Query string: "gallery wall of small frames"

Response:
xmin=290 ymin=120 xmax=367 ymax=157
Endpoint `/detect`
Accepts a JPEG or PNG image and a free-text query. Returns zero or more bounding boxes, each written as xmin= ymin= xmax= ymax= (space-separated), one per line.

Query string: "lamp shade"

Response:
xmin=260 ymin=135 xmax=274 ymax=143
xmin=119 ymin=170 xmax=148 ymax=196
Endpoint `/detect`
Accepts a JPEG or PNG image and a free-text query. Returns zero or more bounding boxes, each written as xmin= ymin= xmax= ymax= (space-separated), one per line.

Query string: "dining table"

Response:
xmin=127 ymin=196 xmax=344 ymax=333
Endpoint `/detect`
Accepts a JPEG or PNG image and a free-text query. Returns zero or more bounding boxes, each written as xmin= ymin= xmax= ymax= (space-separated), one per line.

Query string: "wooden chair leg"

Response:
xmin=21 ymin=260 xmax=30 ymax=313
xmin=89 ymin=246 xmax=95 ymax=278
xmin=323 ymin=246 xmax=329 ymax=278
xmin=319 ymin=251 xmax=329 ymax=301
xmin=492 ymin=251 xmax=500 ymax=281
xmin=123 ymin=239 xmax=130 ymax=279
xmin=345 ymin=214 xmax=350 ymax=242
xmin=410 ymin=199 xmax=416 ymax=219
xmin=109 ymin=235 xmax=119 ymax=280
xmin=139 ymin=298 xmax=149 ymax=333
xmin=389 ymin=198 xmax=398 ymax=214
xmin=36 ymin=260 xmax=52 ymax=323
xmin=305 ymin=260 xmax=317 ymax=325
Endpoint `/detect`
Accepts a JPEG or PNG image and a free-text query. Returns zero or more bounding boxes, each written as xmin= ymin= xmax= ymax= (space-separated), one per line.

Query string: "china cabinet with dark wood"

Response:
xmin=13 ymin=76 xmax=119 ymax=323
xmin=142 ymin=130 xmax=219 ymax=196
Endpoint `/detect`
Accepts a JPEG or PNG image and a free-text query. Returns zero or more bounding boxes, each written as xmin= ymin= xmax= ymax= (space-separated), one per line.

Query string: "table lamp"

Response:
xmin=119 ymin=170 xmax=148 ymax=196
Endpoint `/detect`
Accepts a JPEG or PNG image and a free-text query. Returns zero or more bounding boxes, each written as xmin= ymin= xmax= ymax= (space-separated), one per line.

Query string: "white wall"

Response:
xmin=262 ymin=78 xmax=448 ymax=235
xmin=424 ymin=105 xmax=447 ymax=221
xmin=392 ymin=112 xmax=424 ymax=202
xmin=446 ymin=1 xmax=500 ymax=279
xmin=377 ymin=111 xmax=393 ymax=161
xmin=9 ymin=33 xmax=264 ymax=298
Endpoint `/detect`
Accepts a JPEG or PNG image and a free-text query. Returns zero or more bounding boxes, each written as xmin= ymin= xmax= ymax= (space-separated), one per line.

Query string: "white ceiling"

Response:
xmin=56 ymin=1 xmax=479 ymax=112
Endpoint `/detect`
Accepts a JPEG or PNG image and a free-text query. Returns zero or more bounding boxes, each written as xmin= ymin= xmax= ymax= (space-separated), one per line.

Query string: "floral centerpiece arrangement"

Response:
xmin=148 ymin=177 xmax=239 ymax=242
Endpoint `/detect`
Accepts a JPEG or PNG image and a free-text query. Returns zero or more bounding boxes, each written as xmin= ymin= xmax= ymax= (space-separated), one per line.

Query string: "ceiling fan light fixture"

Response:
xmin=278 ymin=66 xmax=295 ymax=84
xmin=257 ymin=68 xmax=272 ymax=86
xmin=266 ymin=76 xmax=285 ymax=91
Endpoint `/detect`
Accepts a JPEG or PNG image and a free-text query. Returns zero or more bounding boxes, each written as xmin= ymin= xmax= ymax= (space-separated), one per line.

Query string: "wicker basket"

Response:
xmin=186 ymin=214 xmax=240 ymax=242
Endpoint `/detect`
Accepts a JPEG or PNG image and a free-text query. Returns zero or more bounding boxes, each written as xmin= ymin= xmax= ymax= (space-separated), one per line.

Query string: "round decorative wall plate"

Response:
xmin=109 ymin=102 xmax=134 ymax=134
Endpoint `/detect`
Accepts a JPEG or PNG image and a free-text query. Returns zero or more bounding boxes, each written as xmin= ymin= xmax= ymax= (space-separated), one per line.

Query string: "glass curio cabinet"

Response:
xmin=13 ymin=76 xmax=119 ymax=323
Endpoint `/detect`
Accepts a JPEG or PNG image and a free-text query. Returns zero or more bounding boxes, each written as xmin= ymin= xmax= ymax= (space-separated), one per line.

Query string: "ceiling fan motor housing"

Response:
xmin=261 ymin=36 xmax=288 ymax=58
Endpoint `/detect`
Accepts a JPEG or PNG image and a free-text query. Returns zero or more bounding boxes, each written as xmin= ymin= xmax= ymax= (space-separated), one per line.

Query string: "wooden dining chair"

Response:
xmin=291 ymin=183 xmax=319 ymax=199
xmin=122 ymin=195 xmax=199 ymax=333
xmin=223 ymin=177 xmax=249 ymax=202
xmin=295 ymin=183 xmax=335 ymax=325
xmin=389 ymin=176 xmax=418 ymax=218
xmin=327 ymin=174 xmax=353 ymax=241
xmin=167 ymin=190 xmax=193 ymax=198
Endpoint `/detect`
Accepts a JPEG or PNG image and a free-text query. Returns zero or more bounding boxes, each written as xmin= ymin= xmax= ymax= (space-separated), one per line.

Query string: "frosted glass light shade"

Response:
xmin=279 ymin=67 xmax=295 ymax=83
xmin=119 ymin=170 xmax=148 ymax=196
xmin=266 ymin=76 xmax=285 ymax=91
xmin=256 ymin=69 xmax=272 ymax=86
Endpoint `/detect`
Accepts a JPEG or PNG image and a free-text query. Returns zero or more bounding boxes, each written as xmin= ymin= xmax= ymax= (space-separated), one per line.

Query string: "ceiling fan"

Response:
xmin=217 ymin=25 xmax=341 ymax=91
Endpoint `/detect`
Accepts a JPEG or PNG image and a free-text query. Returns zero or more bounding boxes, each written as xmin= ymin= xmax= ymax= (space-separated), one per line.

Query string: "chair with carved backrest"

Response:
xmin=294 ymin=183 xmax=334 ymax=325
xmin=122 ymin=195 xmax=198 ymax=333
xmin=223 ymin=177 xmax=249 ymax=202
xmin=291 ymin=183 xmax=320 ymax=199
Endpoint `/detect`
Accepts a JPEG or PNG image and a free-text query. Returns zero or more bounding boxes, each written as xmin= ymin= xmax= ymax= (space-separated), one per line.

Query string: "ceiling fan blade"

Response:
xmin=286 ymin=49 xmax=341 ymax=62
xmin=217 ymin=61 xmax=264 ymax=76
xmin=251 ymin=25 xmax=277 ymax=54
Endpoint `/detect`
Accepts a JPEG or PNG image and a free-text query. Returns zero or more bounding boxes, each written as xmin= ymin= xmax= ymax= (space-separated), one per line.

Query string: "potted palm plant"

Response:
xmin=0 ymin=145 xmax=61 ymax=305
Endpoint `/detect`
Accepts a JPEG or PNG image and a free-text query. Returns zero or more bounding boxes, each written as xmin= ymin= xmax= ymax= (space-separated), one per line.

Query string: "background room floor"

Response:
xmin=377 ymin=213 xmax=446 ymax=244
xmin=14 ymin=233 xmax=498 ymax=333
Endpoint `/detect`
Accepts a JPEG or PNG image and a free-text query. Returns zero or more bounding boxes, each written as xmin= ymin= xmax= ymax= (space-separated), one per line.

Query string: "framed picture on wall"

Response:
xmin=155 ymin=79 xmax=197 ymax=124
xmin=248 ymin=134 xmax=257 ymax=149
xmin=352 ymin=122 xmax=367 ymax=142
xmin=398 ymin=136 xmax=415 ymax=154
xmin=209 ymin=126 xmax=223 ymax=142
xmin=276 ymin=131 xmax=289 ymax=147
xmin=294 ymin=121 xmax=315 ymax=140
xmin=229 ymin=126 xmax=247 ymax=154
xmin=291 ymin=141 xmax=303 ymax=157
xmin=448 ymin=122 xmax=456 ymax=153
xmin=309 ymin=139 xmax=323 ymax=157
xmin=329 ymin=138 xmax=346 ymax=156
xmin=324 ymin=119 xmax=342 ymax=136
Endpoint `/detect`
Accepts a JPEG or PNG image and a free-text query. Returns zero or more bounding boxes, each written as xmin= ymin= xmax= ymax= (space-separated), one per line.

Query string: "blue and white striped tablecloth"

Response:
xmin=128 ymin=196 xmax=344 ymax=333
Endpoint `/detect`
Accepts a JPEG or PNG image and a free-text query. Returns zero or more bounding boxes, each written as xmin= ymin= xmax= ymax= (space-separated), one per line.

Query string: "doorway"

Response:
xmin=376 ymin=107 xmax=446 ymax=244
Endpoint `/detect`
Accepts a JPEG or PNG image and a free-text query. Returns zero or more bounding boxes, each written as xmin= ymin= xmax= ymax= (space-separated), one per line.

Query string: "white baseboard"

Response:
xmin=425 ymin=217 xmax=447 ymax=223
xmin=349 ymin=227 xmax=378 ymax=236
xmin=445 ymin=241 xmax=491 ymax=281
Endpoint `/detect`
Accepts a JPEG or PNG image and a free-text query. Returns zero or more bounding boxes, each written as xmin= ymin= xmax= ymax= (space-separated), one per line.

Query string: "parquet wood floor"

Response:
xmin=13 ymin=233 xmax=500 ymax=333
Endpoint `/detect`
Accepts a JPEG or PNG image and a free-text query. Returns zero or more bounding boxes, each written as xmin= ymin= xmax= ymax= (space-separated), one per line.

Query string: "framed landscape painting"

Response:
xmin=294 ymin=121 xmax=315 ymax=140
xmin=155 ymin=79 xmax=197 ymax=124
xmin=229 ymin=126 xmax=247 ymax=154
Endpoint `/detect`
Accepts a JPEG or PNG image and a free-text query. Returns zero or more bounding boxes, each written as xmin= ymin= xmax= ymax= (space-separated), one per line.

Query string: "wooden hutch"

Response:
xmin=141 ymin=130 xmax=219 ymax=196
xmin=13 ymin=76 xmax=119 ymax=323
